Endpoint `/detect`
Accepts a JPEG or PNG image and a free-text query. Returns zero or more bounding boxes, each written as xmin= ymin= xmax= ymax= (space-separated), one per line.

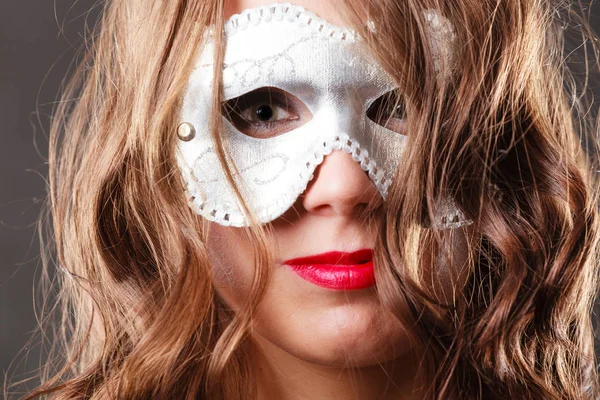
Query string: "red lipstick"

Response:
xmin=284 ymin=249 xmax=375 ymax=290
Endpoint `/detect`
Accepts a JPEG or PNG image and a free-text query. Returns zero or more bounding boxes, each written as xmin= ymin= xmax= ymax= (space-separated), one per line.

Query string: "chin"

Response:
xmin=254 ymin=296 xmax=411 ymax=367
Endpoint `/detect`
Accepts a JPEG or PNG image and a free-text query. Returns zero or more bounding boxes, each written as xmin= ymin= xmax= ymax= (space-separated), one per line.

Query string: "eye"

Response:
xmin=221 ymin=87 xmax=312 ymax=138
xmin=367 ymin=90 xmax=407 ymax=134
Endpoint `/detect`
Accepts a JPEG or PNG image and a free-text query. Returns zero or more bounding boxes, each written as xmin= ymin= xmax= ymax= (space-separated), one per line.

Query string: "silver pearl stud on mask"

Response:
xmin=177 ymin=122 xmax=196 ymax=142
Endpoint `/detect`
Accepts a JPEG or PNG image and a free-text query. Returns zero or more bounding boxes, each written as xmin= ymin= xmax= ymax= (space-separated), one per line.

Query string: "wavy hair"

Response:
xmin=5 ymin=0 xmax=600 ymax=399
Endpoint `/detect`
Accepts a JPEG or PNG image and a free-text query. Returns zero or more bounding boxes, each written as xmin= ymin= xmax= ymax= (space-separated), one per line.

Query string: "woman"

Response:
xmin=8 ymin=0 xmax=600 ymax=398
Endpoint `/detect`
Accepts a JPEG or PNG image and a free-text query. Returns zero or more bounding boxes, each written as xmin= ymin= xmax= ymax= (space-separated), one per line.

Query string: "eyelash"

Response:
xmin=221 ymin=87 xmax=407 ymax=138
xmin=221 ymin=87 xmax=306 ymax=138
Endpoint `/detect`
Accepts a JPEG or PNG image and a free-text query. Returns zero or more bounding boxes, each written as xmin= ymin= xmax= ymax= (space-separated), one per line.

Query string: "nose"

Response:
xmin=301 ymin=150 xmax=383 ymax=217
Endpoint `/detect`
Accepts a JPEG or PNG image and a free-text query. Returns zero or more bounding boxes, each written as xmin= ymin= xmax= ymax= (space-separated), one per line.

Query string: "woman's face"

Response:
xmin=205 ymin=0 xmax=464 ymax=368
xmin=208 ymin=148 xmax=407 ymax=367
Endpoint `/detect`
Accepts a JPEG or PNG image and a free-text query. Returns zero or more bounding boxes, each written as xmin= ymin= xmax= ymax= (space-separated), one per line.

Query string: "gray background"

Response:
xmin=1 ymin=1 xmax=103 ymax=395
xmin=2 ymin=0 xmax=600 ymax=396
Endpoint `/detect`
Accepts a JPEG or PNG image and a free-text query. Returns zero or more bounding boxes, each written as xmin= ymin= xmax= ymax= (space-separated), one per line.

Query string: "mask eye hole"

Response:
xmin=366 ymin=90 xmax=407 ymax=134
xmin=221 ymin=87 xmax=312 ymax=139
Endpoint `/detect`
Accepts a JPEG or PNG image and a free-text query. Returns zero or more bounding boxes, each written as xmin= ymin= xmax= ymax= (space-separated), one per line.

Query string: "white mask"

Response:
xmin=177 ymin=2 xmax=469 ymax=229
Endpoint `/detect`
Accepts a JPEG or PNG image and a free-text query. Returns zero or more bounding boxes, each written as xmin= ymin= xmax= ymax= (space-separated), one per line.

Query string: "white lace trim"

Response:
xmin=223 ymin=4 xmax=456 ymax=42
xmin=183 ymin=132 xmax=471 ymax=229
xmin=183 ymin=132 xmax=392 ymax=227
xmin=225 ymin=3 xmax=357 ymax=41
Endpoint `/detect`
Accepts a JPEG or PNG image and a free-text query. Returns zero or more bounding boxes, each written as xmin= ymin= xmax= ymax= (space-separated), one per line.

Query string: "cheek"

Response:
xmin=205 ymin=220 xmax=470 ymax=368
xmin=206 ymin=222 xmax=411 ymax=367
xmin=423 ymin=227 xmax=472 ymax=305
xmin=252 ymin=290 xmax=411 ymax=366
xmin=206 ymin=224 xmax=257 ymax=307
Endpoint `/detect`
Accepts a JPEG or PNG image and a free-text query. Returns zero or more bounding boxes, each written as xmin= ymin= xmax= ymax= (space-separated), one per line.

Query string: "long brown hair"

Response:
xmin=5 ymin=0 xmax=600 ymax=398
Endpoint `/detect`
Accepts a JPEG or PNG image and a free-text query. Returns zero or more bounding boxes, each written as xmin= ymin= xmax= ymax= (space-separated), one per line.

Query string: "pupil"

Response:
xmin=256 ymin=105 xmax=274 ymax=121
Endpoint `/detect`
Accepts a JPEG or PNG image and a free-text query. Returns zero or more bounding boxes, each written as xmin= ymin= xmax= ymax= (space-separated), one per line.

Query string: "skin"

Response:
xmin=208 ymin=1 xmax=468 ymax=398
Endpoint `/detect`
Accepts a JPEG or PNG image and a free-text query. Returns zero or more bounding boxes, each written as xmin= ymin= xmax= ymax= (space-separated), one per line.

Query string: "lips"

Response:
xmin=283 ymin=249 xmax=375 ymax=290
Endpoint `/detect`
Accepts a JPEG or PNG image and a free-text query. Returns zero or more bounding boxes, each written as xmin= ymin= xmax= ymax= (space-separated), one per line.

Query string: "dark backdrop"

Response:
xmin=2 ymin=1 xmax=600 ymax=396
xmin=1 ymin=1 xmax=103 ymax=394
